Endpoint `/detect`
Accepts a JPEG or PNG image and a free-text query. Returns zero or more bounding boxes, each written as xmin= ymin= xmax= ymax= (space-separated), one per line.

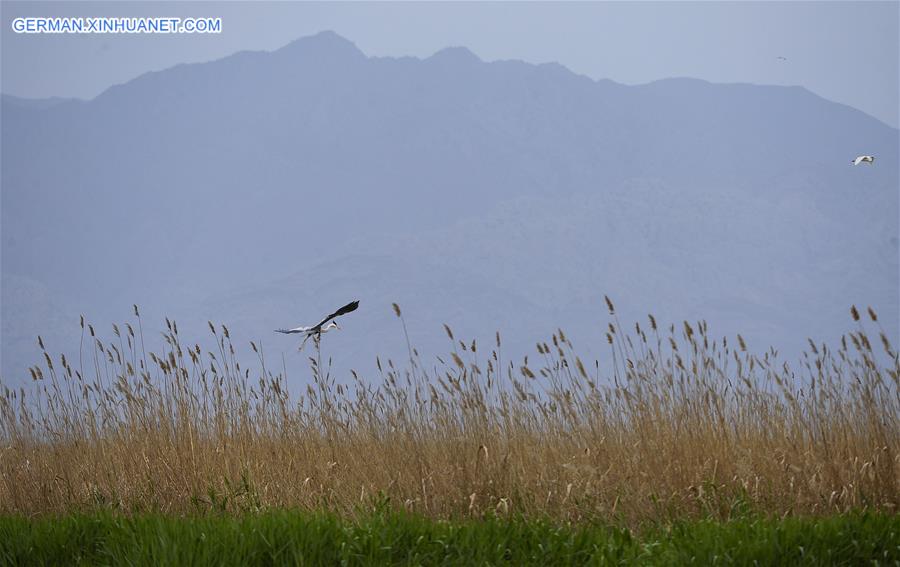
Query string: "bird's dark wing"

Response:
xmin=314 ymin=300 xmax=360 ymax=329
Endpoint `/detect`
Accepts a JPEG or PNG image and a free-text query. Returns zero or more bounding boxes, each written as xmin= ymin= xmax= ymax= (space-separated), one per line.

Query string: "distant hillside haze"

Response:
xmin=2 ymin=31 xmax=897 ymax=387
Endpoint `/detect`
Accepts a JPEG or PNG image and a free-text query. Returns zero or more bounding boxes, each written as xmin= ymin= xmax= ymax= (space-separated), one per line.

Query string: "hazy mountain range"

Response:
xmin=2 ymin=31 xmax=897 ymax=388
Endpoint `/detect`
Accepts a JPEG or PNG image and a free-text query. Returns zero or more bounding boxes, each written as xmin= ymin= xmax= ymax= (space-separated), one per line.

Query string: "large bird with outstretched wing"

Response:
xmin=276 ymin=300 xmax=359 ymax=350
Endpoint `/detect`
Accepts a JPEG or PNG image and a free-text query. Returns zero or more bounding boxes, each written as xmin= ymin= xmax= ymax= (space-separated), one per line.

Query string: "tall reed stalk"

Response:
xmin=1 ymin=302 xmax=897 ymax=525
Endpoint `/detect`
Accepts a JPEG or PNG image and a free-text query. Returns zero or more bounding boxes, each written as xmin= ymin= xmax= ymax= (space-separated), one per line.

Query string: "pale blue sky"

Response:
xmin=2 ymin=1 xmax=898 ymax=127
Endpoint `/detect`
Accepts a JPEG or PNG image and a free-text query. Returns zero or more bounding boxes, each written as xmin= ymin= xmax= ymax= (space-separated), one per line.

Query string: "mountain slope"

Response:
xmin=2 ymin=31 xmax=897 ymax=385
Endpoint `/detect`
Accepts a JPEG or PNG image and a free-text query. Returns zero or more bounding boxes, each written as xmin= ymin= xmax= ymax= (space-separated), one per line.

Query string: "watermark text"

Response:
xmin=11 ymin=17 xmax=222 ymax=34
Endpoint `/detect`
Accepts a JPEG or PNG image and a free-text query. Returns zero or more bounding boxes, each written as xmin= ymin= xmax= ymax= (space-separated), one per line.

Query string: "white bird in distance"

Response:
xmin=275 ymin=300 xmax=360 ymax=350
xmin=852 ymin=155 xmax=875 ymax=166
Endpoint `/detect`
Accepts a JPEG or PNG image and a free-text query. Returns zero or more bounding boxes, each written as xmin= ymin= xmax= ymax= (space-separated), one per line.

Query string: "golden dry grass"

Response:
xmin=1 ymin=301 xmax=897 ymax=525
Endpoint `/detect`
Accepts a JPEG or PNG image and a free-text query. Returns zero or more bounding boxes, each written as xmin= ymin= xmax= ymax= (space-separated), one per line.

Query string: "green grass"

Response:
xmin=1 ymin=511 xmax=897 ymax=566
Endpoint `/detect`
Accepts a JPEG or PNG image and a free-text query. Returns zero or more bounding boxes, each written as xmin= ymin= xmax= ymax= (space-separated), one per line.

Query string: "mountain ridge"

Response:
xmin=1 ymin=31 xmax=896 ymax=387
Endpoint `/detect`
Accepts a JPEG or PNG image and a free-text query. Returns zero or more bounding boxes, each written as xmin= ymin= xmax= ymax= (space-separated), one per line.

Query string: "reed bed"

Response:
xmin=1 ymin=301 xmax=897 ymax=525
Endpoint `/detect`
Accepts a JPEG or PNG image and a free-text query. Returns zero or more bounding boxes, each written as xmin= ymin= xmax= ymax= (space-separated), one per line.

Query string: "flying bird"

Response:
xmin=276 ymin=300 xmax=360 ymax=350
xmin=852 ymin=155 xmax=875 ymax=166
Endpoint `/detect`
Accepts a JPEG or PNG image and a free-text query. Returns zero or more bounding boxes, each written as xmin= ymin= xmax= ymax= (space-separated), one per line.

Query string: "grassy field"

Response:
xmin=0 ymin=301 xmax=897 ymax=561
xmin=1 ymin=510 xmax=897 ymax=565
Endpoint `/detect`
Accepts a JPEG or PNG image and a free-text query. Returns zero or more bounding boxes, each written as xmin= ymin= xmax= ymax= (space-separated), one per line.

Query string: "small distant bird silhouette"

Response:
xmin=276 ymin=300 xmax=360 ymax=350
xmin=852 ymin=155 xmax=875 ymax=166
xmin=776 ymin=56 xmax=787 ymax=61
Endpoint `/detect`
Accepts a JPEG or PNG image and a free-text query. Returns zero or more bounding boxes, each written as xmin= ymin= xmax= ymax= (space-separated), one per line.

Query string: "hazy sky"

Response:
xmin=2 ymin=1 xmax=898 ymax=127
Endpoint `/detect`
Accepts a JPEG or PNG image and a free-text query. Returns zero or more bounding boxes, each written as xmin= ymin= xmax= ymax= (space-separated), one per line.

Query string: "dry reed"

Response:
xmin=1 ymin=302 xmax=897 ymax=526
